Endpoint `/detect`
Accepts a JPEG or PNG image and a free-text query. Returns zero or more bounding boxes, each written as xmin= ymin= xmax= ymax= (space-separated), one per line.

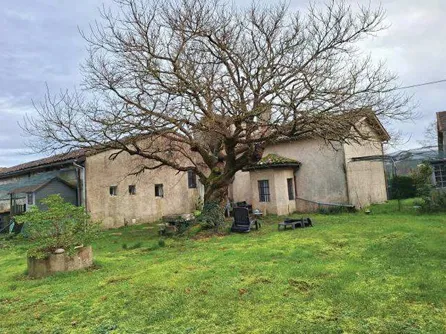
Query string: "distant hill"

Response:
xmin=386 ymin=146 xmax=445 ymax=176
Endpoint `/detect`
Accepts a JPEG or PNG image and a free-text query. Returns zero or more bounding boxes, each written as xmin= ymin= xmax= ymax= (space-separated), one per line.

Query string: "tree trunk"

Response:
xmin=203 ymin=183 xmax=229 ymax=206
xmin=203 ymin=169 xmax=232 ymax=207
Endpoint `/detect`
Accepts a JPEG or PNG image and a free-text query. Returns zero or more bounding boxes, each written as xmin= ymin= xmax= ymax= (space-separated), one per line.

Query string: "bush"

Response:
xmin=317 ymin=205 xmax=354 ymax=215
xmin=15 ymin=194 xmax=99 ymax=259
xmin=418 ymin=190 xmax=446 ymax=213
xmin=176 ymin=219 xmax=194 ymax=234
xmin=197 ymin=202 xmax=225 ymax=232
xmin=411 ymin=163 xmax=434 ymax=197
xmin=389 ymin=176 xmax=417 ymax=200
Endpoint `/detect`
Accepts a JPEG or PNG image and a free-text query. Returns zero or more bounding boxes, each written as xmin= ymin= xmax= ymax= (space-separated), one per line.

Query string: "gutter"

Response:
xmin=0 ymin=158 xmax=85 ymax=180
xmin=243 ymin=163 xmax=301 ymax=171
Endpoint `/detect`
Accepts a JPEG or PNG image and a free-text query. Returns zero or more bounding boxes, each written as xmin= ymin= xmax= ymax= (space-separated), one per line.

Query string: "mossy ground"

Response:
xmin=0 ymin=200 xmax=445 ymax=333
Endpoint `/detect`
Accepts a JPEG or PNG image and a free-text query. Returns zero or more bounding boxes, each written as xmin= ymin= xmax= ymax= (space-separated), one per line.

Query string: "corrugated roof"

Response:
xmin=8 ymin=177 xmax=75 ymax=195
xmin=0 ymin=149 xmax=85 ymax=179
xmin=437 ymin=111 xmax=446 ymax=132
xmin=0 ymin=171 xmax=66 ymax=200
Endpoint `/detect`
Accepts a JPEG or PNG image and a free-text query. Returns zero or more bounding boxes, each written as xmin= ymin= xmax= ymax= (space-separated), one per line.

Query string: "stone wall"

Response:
xmin=86 ymin=149 xmax=200 ymax=228
xmin=27 ymin=246 xmax=93 ymax=278
xmin=230 ymin=171 xmax=252 ymax=204
xmin=343 ymin=124 xmax=388 ymax=209
xmin=263 ymin=139 xmax=349 ymax=205
xmin=237 ymin=168 xmax=296 ymax=216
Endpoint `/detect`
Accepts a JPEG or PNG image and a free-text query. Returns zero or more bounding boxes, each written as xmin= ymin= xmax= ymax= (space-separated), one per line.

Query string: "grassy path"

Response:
xmin=0 ymin=204 xmax=445 ymax=333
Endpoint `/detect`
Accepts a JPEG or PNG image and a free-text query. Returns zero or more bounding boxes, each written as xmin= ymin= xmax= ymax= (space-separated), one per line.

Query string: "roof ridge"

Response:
xmin=243 ymin=153 xmax=301 ymax=171
xmin=0 ymin=149 xmax=86 ymax=178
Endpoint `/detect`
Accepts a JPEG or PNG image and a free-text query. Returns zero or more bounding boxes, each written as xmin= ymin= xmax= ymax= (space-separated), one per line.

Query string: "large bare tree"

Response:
xmin=24 ymin=0 xmax=410 ymax=204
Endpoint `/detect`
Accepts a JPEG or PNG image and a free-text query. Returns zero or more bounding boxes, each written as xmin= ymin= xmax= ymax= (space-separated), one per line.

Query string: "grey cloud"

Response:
xmin=0 ymin=0 xmax=445 ymax=166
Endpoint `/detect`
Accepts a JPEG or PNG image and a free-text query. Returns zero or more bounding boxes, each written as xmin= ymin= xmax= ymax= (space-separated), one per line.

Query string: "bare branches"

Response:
xmin=23 ymin=0 xmax=411 ymax=200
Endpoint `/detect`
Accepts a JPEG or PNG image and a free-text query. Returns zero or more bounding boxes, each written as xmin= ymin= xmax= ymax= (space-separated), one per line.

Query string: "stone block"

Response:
xmin=28 ymin=246 xmax=93 ymax=278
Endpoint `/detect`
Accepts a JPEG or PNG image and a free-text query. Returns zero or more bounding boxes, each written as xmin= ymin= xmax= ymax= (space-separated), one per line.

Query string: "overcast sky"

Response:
xmin=1 ymin=0 xmax=445 ymax=167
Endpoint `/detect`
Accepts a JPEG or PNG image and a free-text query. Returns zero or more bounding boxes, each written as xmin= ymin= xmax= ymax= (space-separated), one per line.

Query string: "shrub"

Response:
xmin=176 ymin=219 xmax=194 ymax=234
xmin=317 ymin=205 xmax=353 ymax=214
xmin=195 ymin=196 xmax=204 ymax=211
xmin=197 ymin=201 xmax=225 ymax=232
xmin=418 ymin=190 xmax=446 ymax=213
xmin=389 ymin=176 xmax=417 ymax=200
xmin=411 ymin=163 xmax=434 ymax=197
xmin=15 ymin=194 xmax=99 ymax=259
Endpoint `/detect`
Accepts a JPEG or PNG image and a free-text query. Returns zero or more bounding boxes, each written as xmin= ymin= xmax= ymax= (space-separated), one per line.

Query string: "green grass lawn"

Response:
xmin=1 ymin=200 xmax=445 ymax=333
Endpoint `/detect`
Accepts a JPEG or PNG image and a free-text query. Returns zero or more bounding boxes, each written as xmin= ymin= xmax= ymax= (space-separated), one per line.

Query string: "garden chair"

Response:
xmin=235 ymin=201 xmax=253 ymax=213
xmin=231 ymin=207 xmax=259 ymax=233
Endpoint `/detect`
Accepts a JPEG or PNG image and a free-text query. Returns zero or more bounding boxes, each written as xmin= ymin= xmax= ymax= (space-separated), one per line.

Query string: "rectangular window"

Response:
xmin=287 ymin=178 xmax=295 ymax=200
xmin=129 ymin=185 xmax=136 ymax=195
xmin=109 ymin=186 xmax=117 ymax=196
xmin=188 ymin=170 xmax=197 ymax=188
xmin=434 ymin=163 xmax=446 ymax=188
xmin=258 ymin=180 xmax=270 ymax=202
xmin=27 ymin=193 xmax=33 ymax=205
xmin=155 ymin=184 xmax=164 ymax=197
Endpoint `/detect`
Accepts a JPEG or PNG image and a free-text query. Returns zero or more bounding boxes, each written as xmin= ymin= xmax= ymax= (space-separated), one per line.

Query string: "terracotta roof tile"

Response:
xmin=0 ymin=149 xmax=86 ymax=178
xmin=243 ymin=153 xmax=301 ymax=171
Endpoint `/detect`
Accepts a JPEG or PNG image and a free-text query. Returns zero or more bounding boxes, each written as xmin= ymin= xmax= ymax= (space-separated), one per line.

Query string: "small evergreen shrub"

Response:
xmin=411 ymin=163 xmax=434 ymax=197
xmin=418 ymin=190 xmax=446 ymax=213
xmin=15 ymin=194 xmax=99 ymax=259
xmin=389 ymin=176 xmax=417 ymax=200
xmin=176 ymin=219 xmax=194 ymax=234
xmin=197 ymin=202 xmax=225 ymax=231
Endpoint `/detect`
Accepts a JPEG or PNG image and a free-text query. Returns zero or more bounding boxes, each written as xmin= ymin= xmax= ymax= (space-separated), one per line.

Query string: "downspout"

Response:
xmin=342 ymin=144 xmax=351 ymax=204
xmin=73 ymin=162 xmax=86 ymax=210
xmin=293 ymin=169 xmax=298 ymax=199
xmin=382 ymin=142 xmax=390 ymax=201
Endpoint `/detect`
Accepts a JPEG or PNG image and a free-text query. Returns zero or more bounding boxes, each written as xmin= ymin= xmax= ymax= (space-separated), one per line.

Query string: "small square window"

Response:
xmin=287 ymin=178 xmax=295 ymax=200
xmin=434 ymin=163 xmax=446 ymax=188
xmin=129 ymin=185 xmax=136 ymax=195
xmin=188 ymin=170 xmax=197 ymax=189
xmin=155 ymin=184 xmax=164 ymax=197
xmin=109 ymin=186 xmax=117 ymax=196
xmin=258 ymin=180 xmax=270 ymax=202
xmin=27 ymin=193 xmax=34 ymax=205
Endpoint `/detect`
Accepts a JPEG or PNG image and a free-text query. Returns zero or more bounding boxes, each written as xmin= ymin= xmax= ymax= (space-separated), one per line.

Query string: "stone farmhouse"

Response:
xmin=230 ymin=114 xmax=389 ymax=215
xmin=0 ymin=113 xmax=389 ymax=229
